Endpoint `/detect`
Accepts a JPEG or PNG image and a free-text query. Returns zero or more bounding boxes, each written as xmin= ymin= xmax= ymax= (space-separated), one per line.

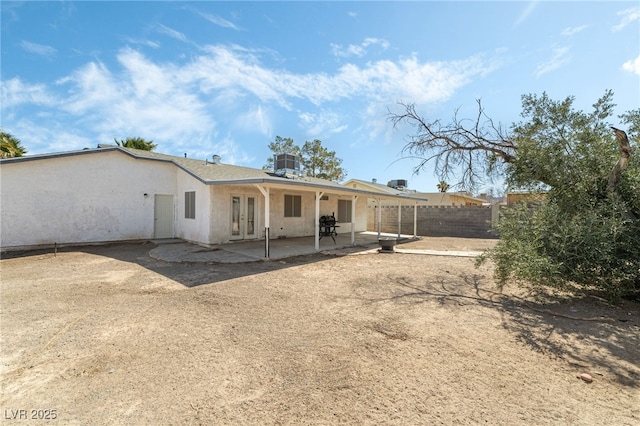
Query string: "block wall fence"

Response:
xmin=367 ymin=205 xmax=500 ymax=239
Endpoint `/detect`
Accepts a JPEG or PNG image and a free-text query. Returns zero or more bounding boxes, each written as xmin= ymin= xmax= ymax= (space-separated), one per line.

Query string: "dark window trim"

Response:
xmin=284 ymin=194 xmax=302 ymax=217
xmin=338 ymin=199 xmax=352 ymax=222
xmin=185 ymin=191 xmax=196 ymax=219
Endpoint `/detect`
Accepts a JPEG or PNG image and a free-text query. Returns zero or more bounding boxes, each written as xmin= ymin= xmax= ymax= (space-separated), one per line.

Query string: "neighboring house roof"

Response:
xmin=344 ymin=180 xmax=491 ymax=205
xmin=2 ymin=146 xmax=427 ymax=202
xmin=414 ymin=192 xmax=487 ymax=205
xmin=343 ymin=178 xmax=408 ymax=195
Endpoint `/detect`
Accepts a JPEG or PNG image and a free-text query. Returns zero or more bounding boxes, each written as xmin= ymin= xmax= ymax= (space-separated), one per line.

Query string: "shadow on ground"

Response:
xmin=1 ymin=240 xmax=372 ymax=289
xmin=499 ymin=292 xmax=640 ymax=388
xmin=369 ymin=271 xmax=640 ymax=388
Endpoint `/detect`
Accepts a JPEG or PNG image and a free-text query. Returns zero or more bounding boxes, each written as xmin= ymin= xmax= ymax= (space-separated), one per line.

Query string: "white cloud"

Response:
xmin=62 ymin=61 xmax=120 ymax=114
xmin=234 ymin=105 xmax=273 ymax=137
xmin=60 ymin=44 xmax=489 ymax=122
xmin=124 ymin=37 xmax=160 ymax=49
xmin=198 ymin=12 xmax=241 ymax=31
xmin=19 ymin=40 xmax=57 ymax=58
xmin=622 ymin=55 xmax=640 ymax=75
xmin=535 ymin=46 xmax=570 ymax=78
xmin=117 ymin=48 xmax=174 ymax=98
xmin=54 ymin=51 xmax=215 ymax=151
xmin=513 ymin=1 xmax=538 ymax=28
xmin=330 ymin=38 xmax=390 ymax=58
xmin=2 ymin=43 xmax=494 ymax=157
xmin=330 ymin=54 xmax=490 ymax=106
xmin=182 ymin=45 xmax=489 ymax=111
xmin=612 ymin=7 xmax=640 ymax=32
xmin=1 ymin=78 xmax=56 ymax=108
xmin=187 ymin=45 xmax=294 ymax=108
xmin=156 ymin=24 xmax=188 ymax=42
xmin=181 ymin=132 xmax=253 ymax=166
xmin=561 ymin=25 xmax=587 ymax=37
xmin=298 ymin=110 xmax=348 ymax=138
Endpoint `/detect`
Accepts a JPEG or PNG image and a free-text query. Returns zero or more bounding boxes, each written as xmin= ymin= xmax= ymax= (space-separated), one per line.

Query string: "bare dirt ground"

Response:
xmin=1 ymin=238 xmax=639 ymax=425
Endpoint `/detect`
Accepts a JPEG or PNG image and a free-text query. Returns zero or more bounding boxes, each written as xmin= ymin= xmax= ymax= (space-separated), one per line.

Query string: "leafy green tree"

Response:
xmin=264 ymin=136 xmax=347 ymax=182
xmin=436 ymin=181 xmax=450 ymax=192
xmin=114 ymin=137 xmax=157 ymax=151
xmin=1 ymin=130 xmax=27 ymax=158
xmin=300 ymin=139 xmax=346 ymax=181
xmin=390 ymin=91 xmax=639 ymax=300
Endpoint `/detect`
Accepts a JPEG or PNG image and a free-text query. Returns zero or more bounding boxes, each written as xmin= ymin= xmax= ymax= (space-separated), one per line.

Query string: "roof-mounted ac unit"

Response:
xmin=274 ymin=153 xmax=301 ymax=178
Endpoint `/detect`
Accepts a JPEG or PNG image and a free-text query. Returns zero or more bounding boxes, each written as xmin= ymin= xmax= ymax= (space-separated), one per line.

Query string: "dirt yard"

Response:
xmin=1 ymin=238 xmax=638 ymax=425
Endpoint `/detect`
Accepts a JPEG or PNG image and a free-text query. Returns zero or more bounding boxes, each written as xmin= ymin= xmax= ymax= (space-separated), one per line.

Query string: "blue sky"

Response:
xmin=2 ymin=1 xmax=639 ymax=193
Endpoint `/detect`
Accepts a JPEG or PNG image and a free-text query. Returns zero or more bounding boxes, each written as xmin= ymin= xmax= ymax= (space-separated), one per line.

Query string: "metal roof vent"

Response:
xmin=212 ymin=154 xmax=221 ymax=164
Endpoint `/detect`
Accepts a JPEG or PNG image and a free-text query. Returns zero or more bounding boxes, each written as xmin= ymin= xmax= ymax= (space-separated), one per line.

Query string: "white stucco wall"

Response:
xmin=0 ymin=151 xmax=176 ymax=249
xmin=175 ymin=169 xmax=211 ymax=245
xmin=1 ymin=149 xmax=377 ymax=250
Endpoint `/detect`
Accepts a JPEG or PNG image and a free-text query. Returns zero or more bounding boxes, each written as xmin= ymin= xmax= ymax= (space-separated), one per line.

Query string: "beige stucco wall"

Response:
xmin=0 ymin=151 xmax=176 ymax=249
xmin=204 ymin=187 xmax=369 ymax=242
xmin=208 ymin=184 xmax=264 ymax=243
xmin=267 ymin=188 xmax=319 ymax=239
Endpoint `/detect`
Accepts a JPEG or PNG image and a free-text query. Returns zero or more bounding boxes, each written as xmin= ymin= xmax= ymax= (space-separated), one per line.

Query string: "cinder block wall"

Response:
xmin=368 ymin=205 xmax=498 ymax=239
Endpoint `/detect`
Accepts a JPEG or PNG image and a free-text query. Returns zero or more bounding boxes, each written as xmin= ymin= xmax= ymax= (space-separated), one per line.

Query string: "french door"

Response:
xmin=230 ymin=195 xmax=257 ymax=240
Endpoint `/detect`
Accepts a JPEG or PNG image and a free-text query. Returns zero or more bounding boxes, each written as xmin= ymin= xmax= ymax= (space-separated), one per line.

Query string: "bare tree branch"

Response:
xmin=388 ymin=100 xmax=517 ymax=189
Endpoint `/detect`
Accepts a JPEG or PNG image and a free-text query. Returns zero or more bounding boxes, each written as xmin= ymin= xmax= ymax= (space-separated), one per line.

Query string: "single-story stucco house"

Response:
xmin=0 ymin=145 xmax=426 ymax=256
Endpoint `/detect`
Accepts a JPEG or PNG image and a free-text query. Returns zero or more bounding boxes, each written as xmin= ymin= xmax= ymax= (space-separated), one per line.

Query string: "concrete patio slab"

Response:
xmin=149 ymin=232 xmax=389 ymax=263
xmin=147 ymin=232 xmax=485 ymax=264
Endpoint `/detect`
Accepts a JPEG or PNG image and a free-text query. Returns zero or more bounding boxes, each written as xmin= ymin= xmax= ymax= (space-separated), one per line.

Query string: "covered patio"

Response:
xmin=245 ymin=181 xmax=428 ymax=258
xmin=150 ymin=232 xmax=418 ymax=263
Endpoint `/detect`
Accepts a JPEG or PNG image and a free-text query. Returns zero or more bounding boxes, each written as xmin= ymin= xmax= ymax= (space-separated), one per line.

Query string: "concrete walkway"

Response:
xmin=149 ymin=233 xmax=484 ymax=264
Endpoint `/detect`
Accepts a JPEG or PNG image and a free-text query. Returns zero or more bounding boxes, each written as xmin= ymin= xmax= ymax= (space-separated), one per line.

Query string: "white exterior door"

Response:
xmin=154 ymin=194 xmax=174 ymax=238
xmin=230 ymin=195 xmax=257 ymax=240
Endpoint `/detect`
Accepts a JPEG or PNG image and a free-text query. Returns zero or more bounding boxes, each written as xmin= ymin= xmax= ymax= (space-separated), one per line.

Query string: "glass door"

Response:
xmin=230 ymin=195 xmax=257 ymax=240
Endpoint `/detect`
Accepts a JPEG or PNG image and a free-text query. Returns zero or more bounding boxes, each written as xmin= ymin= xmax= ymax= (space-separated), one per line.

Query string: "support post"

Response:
xmin=315 ymin=191 xmax=324 ymax=251
xmin=376 ymin=198 xmax=382 ymax=239
xmin=256 ymin=185 xmax=270 ymax=258
xmin=351 ymin=195 xmax=357 ymax=245
xmin=414 ymin=201 xmax=418 ymax=238
xmin=397 ymin=200 xmax=402 ymax=240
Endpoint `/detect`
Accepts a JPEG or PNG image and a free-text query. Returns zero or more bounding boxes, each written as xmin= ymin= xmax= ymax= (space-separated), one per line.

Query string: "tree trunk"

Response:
xmin=607 ymin=127 xmax=631 ymax=194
